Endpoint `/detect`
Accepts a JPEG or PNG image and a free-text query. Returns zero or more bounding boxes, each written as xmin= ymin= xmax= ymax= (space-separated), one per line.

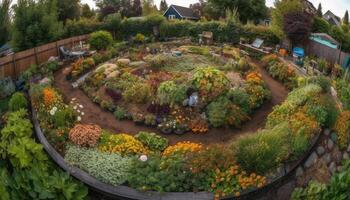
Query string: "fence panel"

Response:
xmin=0 ymin=34 xmax=89 ymax=79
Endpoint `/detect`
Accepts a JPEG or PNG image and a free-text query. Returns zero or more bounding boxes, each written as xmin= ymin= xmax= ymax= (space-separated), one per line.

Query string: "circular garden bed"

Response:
xmin=29 ymin=42 xmax=339 ymax=199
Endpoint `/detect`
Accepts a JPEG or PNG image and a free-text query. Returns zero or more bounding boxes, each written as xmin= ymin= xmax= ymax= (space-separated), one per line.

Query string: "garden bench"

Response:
xmin=59 ymin=46 xmax=89 ymax=60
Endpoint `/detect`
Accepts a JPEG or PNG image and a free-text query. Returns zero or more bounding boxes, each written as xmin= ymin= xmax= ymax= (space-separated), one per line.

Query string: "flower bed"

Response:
xmin=30 ymin=74 xmax=337 ymax=199
xmin=78 ymin=44 xmax=271 ymax=135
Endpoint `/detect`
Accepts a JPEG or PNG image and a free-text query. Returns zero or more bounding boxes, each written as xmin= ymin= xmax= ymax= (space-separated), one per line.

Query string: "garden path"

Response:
xmin=54 ymin=59 xmax=288 ymax=145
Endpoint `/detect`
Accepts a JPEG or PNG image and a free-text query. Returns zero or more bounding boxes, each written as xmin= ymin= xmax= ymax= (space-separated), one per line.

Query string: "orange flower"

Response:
xmin=43 ymin=87 xmax=57 ymax=107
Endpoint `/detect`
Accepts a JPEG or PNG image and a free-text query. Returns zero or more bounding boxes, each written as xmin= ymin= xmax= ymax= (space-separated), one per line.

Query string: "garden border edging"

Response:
xmin=32 ymin=103 xmax=322 ymax=200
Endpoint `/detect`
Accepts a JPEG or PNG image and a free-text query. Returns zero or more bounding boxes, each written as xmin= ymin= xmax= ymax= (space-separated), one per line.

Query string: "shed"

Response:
xmin=163 ymin=5 xmax=199 ymax=21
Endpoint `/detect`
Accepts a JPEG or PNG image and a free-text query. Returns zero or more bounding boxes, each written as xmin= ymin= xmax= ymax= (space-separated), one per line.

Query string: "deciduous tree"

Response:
xmin=12 ymin=0 xmax=63 ymax=51
xmin=0 ymin=0 xmax=11 ymax=46
xmin=57 ymin=0 xmax=80 ymax=22
xmin=81 ymin=3 xmax=95 ymax=18
xmin=159 ymin=0 xmax=168 ymax=12
xmin=283 ymin=11 xmax=312 ymax=45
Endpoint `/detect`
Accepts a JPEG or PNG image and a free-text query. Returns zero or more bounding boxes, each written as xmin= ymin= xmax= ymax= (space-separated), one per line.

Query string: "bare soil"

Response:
xmin=54 ymin=59 xmax=288 ymax=145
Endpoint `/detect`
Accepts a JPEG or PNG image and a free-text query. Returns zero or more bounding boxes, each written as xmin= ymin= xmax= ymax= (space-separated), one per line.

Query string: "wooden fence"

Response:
xmin=306 ymin=39 xmax=350 ymax=67
xmin=0 ymin=34 xmax=89 ymax=79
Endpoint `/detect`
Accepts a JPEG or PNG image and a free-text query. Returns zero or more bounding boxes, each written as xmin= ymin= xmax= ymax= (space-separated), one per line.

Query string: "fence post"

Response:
xmin=56 ymin=41 xmax=59 ymax=57
xmin=34 ymin=47 xmax=39 ymax=65
xmin=12 ymin=54 xmax=17 ymax=79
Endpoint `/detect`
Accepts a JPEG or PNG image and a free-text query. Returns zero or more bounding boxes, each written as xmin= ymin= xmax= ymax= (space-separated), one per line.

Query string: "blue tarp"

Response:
xmin=293 ymin=47 xmax=305 ymax=58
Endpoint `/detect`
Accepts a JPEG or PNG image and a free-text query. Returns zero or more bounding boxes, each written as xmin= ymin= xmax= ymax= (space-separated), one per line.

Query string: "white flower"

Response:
xmin=79 ymin=105 xmax=83 ymax=108
xmin=81 ymin=112 xmax=85 ymax=116
xmin=53 ymin=107 xmax=58 ymax=111
xmin=73 ymin=106 xmax=77 ymax=110
xmin=77 ymin=109 xmax=81 ymax=113
xmin=72 ymin=98 xmax=77 ymax=101
xmin=50 ymin=110 xmax=55 ymax=116
xmin=139 ymin=155 xmax=148 ymax=162
xmin=65 ymin=105 xmax=68 ymax=108
xmin=77 ymin=116 xmax=82 ymax=121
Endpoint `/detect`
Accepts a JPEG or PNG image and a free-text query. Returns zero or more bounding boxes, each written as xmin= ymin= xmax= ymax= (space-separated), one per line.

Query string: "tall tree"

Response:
xmin=159 ymin=0 xmax=168 ymax=12
xmin=95 ymin=0 xmax=134 ymax=18
xmin=105 ymin=13 xmax=121 ymax=39
xmin=316 ymin=3 xmax=322 ymax=17
xmin=12 ymin=0 xmax=63 ymax=51
xmin=142 ymin=0 xmax=158 ymax=16
xmin=0 ymin=0 xmax=11 ymax=46
xmin=57 ymin=0 xmax=80 ymax=22
xmin=271 ymin=0 xmax=303 ymax=39
xmin=131 ymin=0 xmax=142 ymax=16
xmin=81 ymin=3 xmax=95 ymax=18
xmin=204 ymin=0 xmax=267 ymax=23
xmin=190 ymin=0 xmax=206 ymax=19
xmin=343 ymin=10 xmax=349 ymax=25
xmin=283 ymin=11 xmax=312 ymax=45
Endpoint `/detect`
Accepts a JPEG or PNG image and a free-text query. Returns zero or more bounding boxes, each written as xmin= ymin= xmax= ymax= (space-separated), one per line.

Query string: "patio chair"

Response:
xmin=59 ymin=46 xmax=88 ymax=60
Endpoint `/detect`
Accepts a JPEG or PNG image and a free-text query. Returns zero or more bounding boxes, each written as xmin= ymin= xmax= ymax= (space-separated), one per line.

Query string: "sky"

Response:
xmin=9 ymin=0 xmax=349 ymax=18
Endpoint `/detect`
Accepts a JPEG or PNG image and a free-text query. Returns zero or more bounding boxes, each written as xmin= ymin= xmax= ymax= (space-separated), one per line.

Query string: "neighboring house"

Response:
xmin=323 ymin=10 xmax=341 ymax=27
xmin=163 ymin=5 xmax=199 ymax=21
xmin=302 ymin=0 xmax=317 ymax=15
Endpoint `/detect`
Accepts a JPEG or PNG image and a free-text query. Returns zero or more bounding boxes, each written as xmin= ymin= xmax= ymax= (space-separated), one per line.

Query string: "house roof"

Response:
xmin=165 ymin=5 xmax=199 ymax=19
xmin=323 ymin=10 xmax=341 ymax=26
xmin=310 ymin=33 xmax=340 ymax=49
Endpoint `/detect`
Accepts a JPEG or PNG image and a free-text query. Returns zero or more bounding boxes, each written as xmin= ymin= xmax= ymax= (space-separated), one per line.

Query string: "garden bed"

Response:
xmin=28 ymin=41 xmax=339 ymax=199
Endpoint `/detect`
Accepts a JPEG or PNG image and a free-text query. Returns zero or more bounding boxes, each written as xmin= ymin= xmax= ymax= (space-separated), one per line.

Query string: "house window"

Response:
xmin=168 ymin=15 xmax=176 ymax=20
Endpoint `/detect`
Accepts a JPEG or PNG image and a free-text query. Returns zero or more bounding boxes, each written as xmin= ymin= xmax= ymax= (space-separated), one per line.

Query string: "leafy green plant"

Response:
xmin=88 ymin=31 xmax=113 ymax=51
xmin=123 ymin=82 xmax=152 ymax=104
xmin=53 ymin=107 xmax=76 ymax=128
xmin=206 ymin=96 xmax=230 ymax=128
xmin=191 ymin=67 xmax=230 ymax=102
xmin=291 ymin=181 xmax=326 ymax=200
xmin=65 ymin=145 xmax=131 ymax=186
xmin=114 ymin=106 xmax=127 ymax=120
xmin=144 ymin=114 xmax=157 ymax=126
xmin=9 ymin=167 xmax=87 ymax=200
xmin=8 ymin=92 xmax=28 ymax=112
xmin=157 ymin=81 xmax=187 ymax=106
xmin=135 ymin=132 xmax=168 ymax=152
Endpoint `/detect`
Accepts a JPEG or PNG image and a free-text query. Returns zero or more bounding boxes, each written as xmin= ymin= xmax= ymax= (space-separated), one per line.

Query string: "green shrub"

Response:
xmin=53 ymin=107 xmax=76 ymax=128
xmin=114 ymin=106 xmax=127 ymax=120
xmin=232 ymin=123 xmax=291 ymax=174
xmin=123 ymin=82 xmax=152 ymax=104
xmin=135 ymin=132 xmax=168 ymax=152
xmin=227 ymin=88 xmax=251 ymax=114
xmin=88 ymin=31 xmax=113 ymax=51
xmin=145 ymin=54 xmax=175 ymax=69
xmin=0 ymin=77 xmax=15 ymax=99
xmin=336 ymin=79 xmax=350 ymax=110
xmin=291 ymin=133 xmax=310 ymax=159
xmin=134 ymin=33 xmax=145 ymax=43
xmin=65 ymin=18 xmax=103 ymax=37
xmin=144 ymin=114 xmax=157 ymax=126
xmin=127 ymin=154 xmax=193 ymax=192
xmin=8 ymin=92 xmax=28 ymax=112
xmin=65 ymin=145 xmax=131 ymax=186
xmin=206 ymin=96 xmax=230 ymax=128
xmin=291 ymin=180 xmax=326 ymax=200
xmin=157 ymin=81 xmax=187 ymax=106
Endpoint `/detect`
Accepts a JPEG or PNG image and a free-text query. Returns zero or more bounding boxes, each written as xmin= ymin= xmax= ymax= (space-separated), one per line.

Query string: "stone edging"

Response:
xmin=32 ymin=105 xmax=322 ymax=200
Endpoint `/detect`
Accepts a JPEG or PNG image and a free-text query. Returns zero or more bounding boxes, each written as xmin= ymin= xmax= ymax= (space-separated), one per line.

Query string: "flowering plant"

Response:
xmin=99 ymin=133 xmax=148 ymax=155
xmin=162 ymin=141 xmax=202 ymax=157
xmin=69 ymin=124 xmax=102 ymax=147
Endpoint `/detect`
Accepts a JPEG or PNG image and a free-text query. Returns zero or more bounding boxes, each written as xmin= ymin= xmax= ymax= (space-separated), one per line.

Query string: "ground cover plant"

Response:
xmin=79 ymin=43 xmax=271 ymax=135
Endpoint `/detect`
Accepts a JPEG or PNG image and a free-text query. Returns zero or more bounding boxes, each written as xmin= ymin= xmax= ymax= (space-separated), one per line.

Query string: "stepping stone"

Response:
xmin=304 ymin=152 xmax=318 ymax=168
xmin=327 ymin=139 xmax=334 ymax=150
xmin=322 ymin=153 xmax=331 ymax=164
xmin=295 ymin=166 xmax=304 ymax=177
xmin=329 ymin=162 xmax=336 ymax=175
xmin=117 ymin=58 xmax=131 ymax=66
xmin=316 ymin=146 xmax=325 ymax=156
